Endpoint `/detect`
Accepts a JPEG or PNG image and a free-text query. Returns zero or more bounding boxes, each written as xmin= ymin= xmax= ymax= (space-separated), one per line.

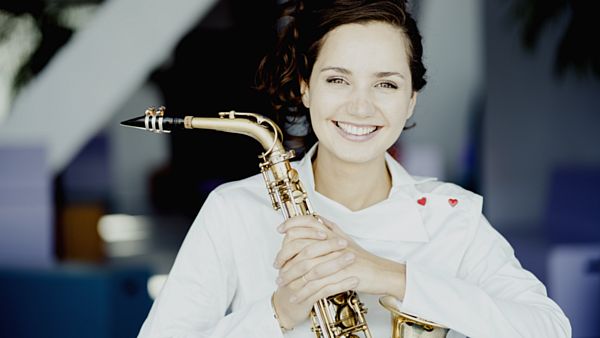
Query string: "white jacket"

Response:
xmin=139 ymin=145 xmax=571 ymax=338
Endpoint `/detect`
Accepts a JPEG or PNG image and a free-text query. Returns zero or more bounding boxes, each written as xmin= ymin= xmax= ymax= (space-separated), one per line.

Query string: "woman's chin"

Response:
xmin=318 ymin=142 xmax=386 ymax=166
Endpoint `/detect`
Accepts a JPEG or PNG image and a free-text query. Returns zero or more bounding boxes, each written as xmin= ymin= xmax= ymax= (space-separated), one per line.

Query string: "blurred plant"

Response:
xmin=1 ymin=2 xmax=69 ymax=91
xmin=0 ymin=1 xmax=99 ymax=121
xmin=0 ymin=7 xmax=39 ymax=119
xmin=1 ymin=1 xmax=100 ymax=89
xmin=511 ymin=0 xmax=600 ymax=78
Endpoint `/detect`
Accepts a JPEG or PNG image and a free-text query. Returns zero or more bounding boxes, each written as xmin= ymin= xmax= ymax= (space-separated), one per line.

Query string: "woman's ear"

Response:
xmin=406 ymin=91 xmax=418 ymax=120
xmin=300 ymin=80 xmax=310 ymax=108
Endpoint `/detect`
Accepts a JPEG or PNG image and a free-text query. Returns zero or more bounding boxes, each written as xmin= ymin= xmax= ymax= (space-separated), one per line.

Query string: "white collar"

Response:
xmin=294 ymin=143 xmax=435 ymax=243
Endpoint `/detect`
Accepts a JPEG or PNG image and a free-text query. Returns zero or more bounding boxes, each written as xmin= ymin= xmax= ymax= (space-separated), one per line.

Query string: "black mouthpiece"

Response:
xmin=120 ymin=115 xmax=185 ymax=133
xmin=120 ymin=116 xmax=146 ymax=129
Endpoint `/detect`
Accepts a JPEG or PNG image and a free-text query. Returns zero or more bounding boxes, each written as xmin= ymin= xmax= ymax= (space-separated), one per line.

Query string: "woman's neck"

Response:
xmin=312 ymin=148 xmax=391 ymax=212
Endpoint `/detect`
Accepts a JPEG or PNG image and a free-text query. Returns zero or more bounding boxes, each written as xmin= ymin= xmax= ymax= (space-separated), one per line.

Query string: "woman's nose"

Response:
xmin=348 ymin=90 xmax=376 ymax=117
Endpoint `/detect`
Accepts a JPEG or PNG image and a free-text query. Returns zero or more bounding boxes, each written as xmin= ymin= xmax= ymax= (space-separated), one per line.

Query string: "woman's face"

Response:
xmin=302 ymin=21 xmax=417 ymax=165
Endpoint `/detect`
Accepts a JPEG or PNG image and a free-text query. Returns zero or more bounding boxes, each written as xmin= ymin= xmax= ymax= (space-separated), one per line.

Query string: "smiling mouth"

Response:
xmin=334 ymin=121 xmax=380 ymax=136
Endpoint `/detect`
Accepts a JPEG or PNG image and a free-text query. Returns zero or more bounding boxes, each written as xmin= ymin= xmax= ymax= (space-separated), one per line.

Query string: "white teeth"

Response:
xmin=336 ymin=121 xmax=377 ymax=136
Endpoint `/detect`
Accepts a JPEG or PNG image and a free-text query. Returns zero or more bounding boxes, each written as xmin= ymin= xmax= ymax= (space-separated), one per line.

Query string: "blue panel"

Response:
xmin=545 ymin=167 xmax=600 ymax=243
xmin=0 ymin=265 xmax=152 ymax=338
xmin=61 ymin=133 xmax=110 ymax=203
xmin=0 ymin=145 xmax=53 ymax=268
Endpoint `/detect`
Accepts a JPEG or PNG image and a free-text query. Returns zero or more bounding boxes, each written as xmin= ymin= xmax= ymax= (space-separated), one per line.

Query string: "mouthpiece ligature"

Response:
xmin=120 ymin=106 xmax=185 ymax=133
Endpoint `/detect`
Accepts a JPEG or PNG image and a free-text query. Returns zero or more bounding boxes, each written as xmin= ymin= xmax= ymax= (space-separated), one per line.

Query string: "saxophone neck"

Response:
xmin=187 ymin=111 xmax=285 ymax=157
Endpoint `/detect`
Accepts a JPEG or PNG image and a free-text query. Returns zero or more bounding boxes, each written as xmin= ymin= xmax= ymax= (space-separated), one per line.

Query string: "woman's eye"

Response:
xmin=376 ymin=81 xmax=398 ymax=89
xmin=326 ymin=77 xmax=347 ymax=85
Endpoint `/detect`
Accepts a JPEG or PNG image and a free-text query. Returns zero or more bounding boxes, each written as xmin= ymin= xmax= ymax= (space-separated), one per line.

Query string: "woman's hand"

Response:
xmin=271 ymin=215 xmax=359 ymax=329
xmin=311 ymin=216 xmax=407 ymax=297
xmin=271 ymin=215 xmax=406 ymax=329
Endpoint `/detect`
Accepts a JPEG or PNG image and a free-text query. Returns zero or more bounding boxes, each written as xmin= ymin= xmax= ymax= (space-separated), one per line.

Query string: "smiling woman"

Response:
xmin=302 ymin=22 xmax=416 ymax=171
xmin=136 ymin=1 xmax=571 ymax=338
xmin=301 ymin=22 xmax=417 ymax=213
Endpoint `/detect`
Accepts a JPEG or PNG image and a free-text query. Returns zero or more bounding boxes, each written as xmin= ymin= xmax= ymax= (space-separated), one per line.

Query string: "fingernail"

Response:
xmin=276 ymin=277 xmax=283 ymax=285
xmin=317 ymin=231 xmax=327 ymax=239
xmin=289 ymin=296 xmax=297 ymax=303
xmin=344 ymin=253 xmax=355 ymax=262
xmin=338 ymin=239 xmax=347 ymax=246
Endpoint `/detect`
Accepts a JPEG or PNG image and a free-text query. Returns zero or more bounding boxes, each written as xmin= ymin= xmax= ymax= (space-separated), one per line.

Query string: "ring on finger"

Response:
xmin=302 ymin=275 xmax=309 ymax=284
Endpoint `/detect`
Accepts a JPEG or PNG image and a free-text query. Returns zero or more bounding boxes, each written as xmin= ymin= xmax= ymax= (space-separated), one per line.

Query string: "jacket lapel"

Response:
xmin=295 ymin=144 xmax=436 ymax=243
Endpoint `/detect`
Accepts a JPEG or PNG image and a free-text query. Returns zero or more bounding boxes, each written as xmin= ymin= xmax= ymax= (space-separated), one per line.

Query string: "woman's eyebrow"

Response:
xmin=320 ymin=66 xmax=351 ymax=75
xmin=375 ymin=71 xmax=405 ymax=79
xmin=320 ymin=67 xmax=405 ymax=79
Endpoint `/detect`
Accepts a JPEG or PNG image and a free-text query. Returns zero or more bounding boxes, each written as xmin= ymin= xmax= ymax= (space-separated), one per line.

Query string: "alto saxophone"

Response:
xmin=121 ymin=107 xmax=448 ymax=338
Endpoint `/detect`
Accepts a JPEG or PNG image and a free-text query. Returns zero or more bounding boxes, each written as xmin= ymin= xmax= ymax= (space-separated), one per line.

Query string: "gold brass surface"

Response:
xmin=379 ymin=296 xmax=449 ymax=338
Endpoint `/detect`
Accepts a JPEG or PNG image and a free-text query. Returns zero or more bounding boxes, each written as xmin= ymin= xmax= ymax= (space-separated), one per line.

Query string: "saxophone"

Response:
xmin=121 ymin=106 xmax=448 ymax=338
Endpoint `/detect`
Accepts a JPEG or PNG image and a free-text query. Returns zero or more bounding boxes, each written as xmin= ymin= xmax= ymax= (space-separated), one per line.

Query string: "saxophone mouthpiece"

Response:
xmin=120 ymin=116 xmax=148 ymax=129
xmin=120 ymin=106 xmax=185 ymax=133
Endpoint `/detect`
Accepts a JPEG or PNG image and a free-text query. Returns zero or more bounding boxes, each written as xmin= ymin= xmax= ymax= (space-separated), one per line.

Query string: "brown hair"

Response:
xmin=256 ymin=0 xmax=427 ymax=141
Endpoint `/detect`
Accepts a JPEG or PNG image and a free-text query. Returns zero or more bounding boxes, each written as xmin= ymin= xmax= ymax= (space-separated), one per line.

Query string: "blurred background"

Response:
xmin=0 ymin=0 xmax=599 ymax=337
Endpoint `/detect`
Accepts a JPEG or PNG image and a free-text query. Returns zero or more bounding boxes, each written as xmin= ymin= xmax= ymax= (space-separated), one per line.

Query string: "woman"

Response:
xmin=138 ymin=1 xmax=571 ymax=337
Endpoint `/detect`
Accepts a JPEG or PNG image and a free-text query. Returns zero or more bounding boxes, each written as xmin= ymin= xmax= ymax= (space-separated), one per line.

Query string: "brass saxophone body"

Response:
xmin=121 ymin=107 xmax=448 ymax=338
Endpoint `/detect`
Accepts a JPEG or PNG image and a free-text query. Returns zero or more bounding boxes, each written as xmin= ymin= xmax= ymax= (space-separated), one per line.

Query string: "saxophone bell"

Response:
xmin=379 ymin=296 xmax=449 ymax=338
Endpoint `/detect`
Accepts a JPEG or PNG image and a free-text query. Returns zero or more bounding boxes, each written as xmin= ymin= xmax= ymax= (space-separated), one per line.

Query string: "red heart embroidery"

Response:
xmin=448 ymin=198 xmax=458 ymax=207
xmin=417 ymin=197 xmax=427 ymax=206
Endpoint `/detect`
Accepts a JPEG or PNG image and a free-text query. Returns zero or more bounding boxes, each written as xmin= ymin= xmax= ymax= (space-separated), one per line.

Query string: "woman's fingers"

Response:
xmin=315 ymin=215 xmax=346 ymax=237
xmin=278 ymin=250 xmax=355 ymax=286
xmin=291 ymin=275 xmax=359 ymax=305
xmin=278 ymin=251 xmax=341 ymax=285
xmin=283 ymin=226 xmax=328 ymax=244
xmin=273 ymin=216 xmax=334 ymax=268
xmin=294 ymin=238 xmax=348 ymax=263
xmin=275 ymin=237 xmax=347 ymax=269
xmin=306 ymin=252 xmax=355 ymax=281
xmin=277 ymin=215 xmax=329 ymax=234
xmin=273 ymin=238 xmax=312 ymax=268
